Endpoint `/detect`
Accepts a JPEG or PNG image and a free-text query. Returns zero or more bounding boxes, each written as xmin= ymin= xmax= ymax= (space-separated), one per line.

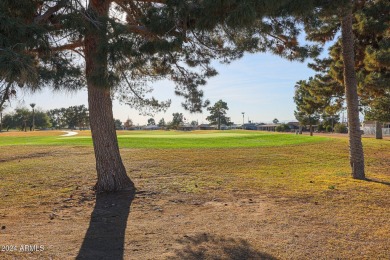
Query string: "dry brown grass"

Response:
xmin=0 ymin=135 xmax=389 ymax=259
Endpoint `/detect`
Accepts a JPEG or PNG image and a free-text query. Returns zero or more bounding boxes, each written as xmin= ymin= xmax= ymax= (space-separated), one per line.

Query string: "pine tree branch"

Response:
xmin=115 ymin=0 xmax=166 ymax=4
xmin=31 ymin=40 xmax=84 ymax=53
xmin=0 ymin=83 xmax=12 ymax=110
xmin=127 ymin=25 xmax=158 ymax=40
xmin=115 ymin=1 xmax=139 ymax=25
xmin=190 ymin=30 xmax=224 ymax=53
xmin=115 ymin=2 xmax=160 ymax=39
xmin=34 ymin=0 xmax=69 ymax=24
xmin=49 ymin=40 xmax=84 ymax=52
xmin=120 ymin=70 xmax=146 ymax=102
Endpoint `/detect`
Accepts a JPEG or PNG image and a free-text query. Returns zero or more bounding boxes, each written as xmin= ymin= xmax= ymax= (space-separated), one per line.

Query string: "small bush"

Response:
xmin=275 ymin=124 xmax=290 ymax=132
xmin=317 ymin=124 xmax=326 ymax=132
xmin=326 ymin=125 xmax=333 ymax=132
xmin=334 ymin=123 xmax=347 ymax=133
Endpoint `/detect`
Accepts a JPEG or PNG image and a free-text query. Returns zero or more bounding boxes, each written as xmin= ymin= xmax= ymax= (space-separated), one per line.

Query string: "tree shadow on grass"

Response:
xmin=76 ymin=190 xmax=134 ymax=260
xmin=169 ymin=233 xmax=277 ymax=260
xmin=366 ymin=178 xmax=390 ymax=187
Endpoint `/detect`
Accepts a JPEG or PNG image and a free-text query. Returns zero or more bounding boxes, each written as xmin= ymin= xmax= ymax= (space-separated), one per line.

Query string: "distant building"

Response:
xmin=143 ymin=125 xmax=159 ymax=130
xmin=127 ymin=126 xmax=142 ymax=130
xmin=287 ymin=122 xmax=300 ymax=131
xmin=362 ymin=121 xmax=390 ymax=136
xmin=242 ymin=123 xmax=257 ymax=130
xmin=230 ymin=124 xmax=241 ymax=130
xmin=256 ymin=124 xmax=278 ymax=131
xmin=178 ymin=123 xmax=195 ymax=131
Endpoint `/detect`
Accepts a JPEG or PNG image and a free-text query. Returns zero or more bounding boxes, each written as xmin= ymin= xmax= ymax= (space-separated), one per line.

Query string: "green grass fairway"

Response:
xmin=0 ymin=130 xmax=329 ymax=148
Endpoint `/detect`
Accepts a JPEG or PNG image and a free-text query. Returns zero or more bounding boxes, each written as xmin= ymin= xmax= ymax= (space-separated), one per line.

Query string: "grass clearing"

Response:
xmin=0 ymin=131 xmax=389 ymax=259
xmin=0 ymin=130 xmax=329 ymax=148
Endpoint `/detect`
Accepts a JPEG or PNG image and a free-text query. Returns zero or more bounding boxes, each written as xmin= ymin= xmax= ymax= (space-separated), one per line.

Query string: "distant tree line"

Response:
xmin=144 ymin=100 xmax=233 ymax=130
xmin=2 ymin=107 xmax=50 ymax=131
xmin=1 ymin=105 xmax=89 ymax=131
xmin=48 ymin=105 xmax=89 ymax=130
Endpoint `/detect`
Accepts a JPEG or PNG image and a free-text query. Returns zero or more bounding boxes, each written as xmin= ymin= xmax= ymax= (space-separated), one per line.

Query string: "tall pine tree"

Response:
xmin=206 ymin=100 xmax=231 ymax=130
xmin=3 ymin=0 xmax=346 ymax=192
xmin=1 ymin=0 xmax=326 ymax=192
xmin=293 ymin=80 xmax=323 ymax=136
xmin=300 ymin=0 xmax=375 ymax=179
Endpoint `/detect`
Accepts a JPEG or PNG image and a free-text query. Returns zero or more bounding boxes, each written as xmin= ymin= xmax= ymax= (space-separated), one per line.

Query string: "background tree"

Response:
xmin=47 ymin=108 xmax=67 ymax=129
xmin=63 ymin=105 xmax=89 ymax=130
xmin=2 ymin=113 xmax=16 ymax=131
xmin=320 ymin=113 xmax=341 ymax=132
xmin=158 ymin=118 xmax=166 ymax=128
xmin=124 ymin=119 xmax=133 ymax=130
xmin=293 ymin=80 xmax=323 ymax=136
xmin=272 ymin=118 xmax=279 ymax=124
xmin=170 ymin=113 xmax=184 ymax=130
xmin=206 ymin=100 xmax=232 ymax=130
xmin=16 ymin=108 xmax=30 ymax=132
xmin=294 ymin=111 xmax=320 ymax=135
xmin=147 ymin=118 xmax=156 ymax=126
xmin=2 ymin=108 xmax=51 ymax=130
xmin=114 ymin=119 xmax=123 ymax=130
xmin=190 ymin=120 xmax=198 ymax=127
xmin=3 ymin=108 xmax=30 ymax=131
xmin=31 ymin=110 xmax=51 ymax=129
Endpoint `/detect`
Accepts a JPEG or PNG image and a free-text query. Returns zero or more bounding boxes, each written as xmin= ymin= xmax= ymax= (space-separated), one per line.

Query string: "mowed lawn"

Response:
xmin=0 ymin=129 xmax=329 ymax=148
xmin=0 ymin=130 xmax=389 ymax=259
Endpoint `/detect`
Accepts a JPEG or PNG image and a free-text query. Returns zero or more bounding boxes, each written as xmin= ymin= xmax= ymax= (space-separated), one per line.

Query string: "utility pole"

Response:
xmin=30 ymin=103 xmax=36 ymax=131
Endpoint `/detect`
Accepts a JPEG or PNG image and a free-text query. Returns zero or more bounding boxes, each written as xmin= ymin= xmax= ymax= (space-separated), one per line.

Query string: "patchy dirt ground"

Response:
xmin=0 ymin=135 xmax=390 ymax=259
xmin=2 ymin=184 xmax=389 ymax=260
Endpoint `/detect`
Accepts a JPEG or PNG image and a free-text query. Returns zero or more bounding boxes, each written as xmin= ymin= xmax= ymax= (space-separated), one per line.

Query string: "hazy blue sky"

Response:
xmin=7 ymin=51 xmax=324 ymax=125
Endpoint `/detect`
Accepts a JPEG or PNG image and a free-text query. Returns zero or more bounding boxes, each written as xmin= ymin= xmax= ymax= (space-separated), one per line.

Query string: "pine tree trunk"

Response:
xmin=310 ymin=124 xmax=313 ymax=136
xmin=375 ymin=121 xmax=383 ymax=139
xmin=85 ymin=0 xmax=134 ymax=192
xmin=341 ymin=6 xmax=365 ymax=179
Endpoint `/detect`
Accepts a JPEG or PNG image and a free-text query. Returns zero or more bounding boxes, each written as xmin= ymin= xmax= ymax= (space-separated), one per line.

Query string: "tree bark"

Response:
xmin=375 ymin=121 xmax=383 ymax=139
xmin=309 ymin=124 xmax=313 ymax=136
xmin=85 ymin=0 xmax=134 ymax=192
xmin=341 ymin=6 xmax=365 ymax=179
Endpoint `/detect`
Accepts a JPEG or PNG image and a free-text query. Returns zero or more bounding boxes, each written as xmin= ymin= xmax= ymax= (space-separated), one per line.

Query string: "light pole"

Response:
xmin=30 ymin=103 xmax=36 ymax=131
xmin=0 ymin=107 xmax=3 ymax=132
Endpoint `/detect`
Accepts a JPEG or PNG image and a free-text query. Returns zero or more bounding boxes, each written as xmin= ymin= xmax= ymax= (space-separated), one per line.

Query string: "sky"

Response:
xmin=6 ymin=51 xmax=324 ymax=126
